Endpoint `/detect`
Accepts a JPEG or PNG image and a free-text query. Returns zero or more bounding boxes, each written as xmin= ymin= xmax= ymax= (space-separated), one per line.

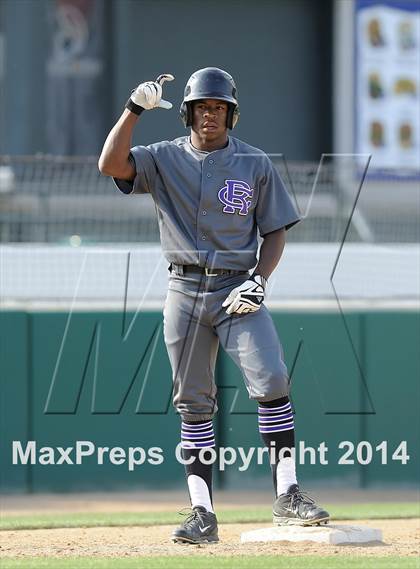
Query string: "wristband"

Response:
xmin=251 ymin=273 xmax=267 ymax=289
xmin=125 ymin=97 xmax=145 ymax=116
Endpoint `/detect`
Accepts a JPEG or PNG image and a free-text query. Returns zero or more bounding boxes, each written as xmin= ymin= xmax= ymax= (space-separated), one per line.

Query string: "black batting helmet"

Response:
xmin=180 ymin=67 xmax=240 ymax=129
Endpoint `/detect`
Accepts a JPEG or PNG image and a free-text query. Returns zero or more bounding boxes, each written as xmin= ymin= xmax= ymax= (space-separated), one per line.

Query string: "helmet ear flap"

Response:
xmin=179 ymin=102 xmax=187 ymax=127
xmin=227 ymin=104 xmax=240 ymax=129
xmin=233 ymin=107 xmax=240 ymax=128
xmin=186 ymin=102 xmax=193 ymax=127
xmin=179 ymin=101 xmax=193 ymax=127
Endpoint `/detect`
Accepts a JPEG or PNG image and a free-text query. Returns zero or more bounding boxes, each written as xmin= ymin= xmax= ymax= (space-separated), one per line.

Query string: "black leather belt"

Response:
xmin=169 ymin=263 xmax=247 ymax=277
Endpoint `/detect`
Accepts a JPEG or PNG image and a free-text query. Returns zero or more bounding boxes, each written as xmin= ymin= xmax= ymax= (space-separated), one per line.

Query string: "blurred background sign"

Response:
xmin=355 ymin=0 xmax=420 ymax=175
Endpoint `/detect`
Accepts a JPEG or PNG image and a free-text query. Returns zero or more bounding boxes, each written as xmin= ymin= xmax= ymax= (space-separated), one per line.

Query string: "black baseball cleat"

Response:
xmin=273 ymin=484 xmax=330 ymax=526
xmin=172 ymin=506 xmax=219 ymax=544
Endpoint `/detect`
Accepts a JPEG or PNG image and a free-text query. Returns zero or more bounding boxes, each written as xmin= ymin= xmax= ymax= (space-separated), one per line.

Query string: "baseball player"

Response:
xmin=99 ymin=67 xmax=330 ymax=544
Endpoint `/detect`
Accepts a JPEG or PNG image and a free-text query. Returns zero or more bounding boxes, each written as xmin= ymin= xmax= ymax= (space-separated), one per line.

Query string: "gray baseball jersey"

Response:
xmin=114 ymin=136 xmax=300 ymax=270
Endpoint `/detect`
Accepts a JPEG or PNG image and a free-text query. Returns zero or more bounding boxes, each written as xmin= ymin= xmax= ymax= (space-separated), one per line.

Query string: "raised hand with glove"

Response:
xmin=126 ymin=73 xmax=174 ymax=114
xmin=222 ymin=274 xmax=267 ymax=315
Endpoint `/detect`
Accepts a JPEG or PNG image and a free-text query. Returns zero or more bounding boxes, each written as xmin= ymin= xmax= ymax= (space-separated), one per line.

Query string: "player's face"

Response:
xmin=192 ymin=99 xmax=229 ymax=141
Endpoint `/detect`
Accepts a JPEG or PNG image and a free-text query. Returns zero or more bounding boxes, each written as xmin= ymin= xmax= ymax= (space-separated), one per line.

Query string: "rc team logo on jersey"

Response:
xmin=217 ymin=179 xmax=254 ymax=216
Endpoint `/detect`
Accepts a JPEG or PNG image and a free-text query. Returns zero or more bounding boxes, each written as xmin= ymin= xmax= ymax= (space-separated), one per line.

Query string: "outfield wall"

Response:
xmin=1 ymin=307 xmax=418 ymax=494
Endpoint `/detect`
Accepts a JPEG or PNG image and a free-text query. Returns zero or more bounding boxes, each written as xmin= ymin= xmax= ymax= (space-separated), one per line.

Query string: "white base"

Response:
xmin=241 ymin=524 xmax=383 ymax=545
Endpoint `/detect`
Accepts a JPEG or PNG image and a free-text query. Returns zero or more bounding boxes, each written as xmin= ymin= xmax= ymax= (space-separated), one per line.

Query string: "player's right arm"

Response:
xmin=98 ymin=110 xmax=138 ymax=181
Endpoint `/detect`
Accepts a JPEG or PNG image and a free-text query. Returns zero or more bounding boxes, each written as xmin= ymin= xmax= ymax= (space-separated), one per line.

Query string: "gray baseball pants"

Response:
xmin=163 ymin=269 xmax=290 ymax=421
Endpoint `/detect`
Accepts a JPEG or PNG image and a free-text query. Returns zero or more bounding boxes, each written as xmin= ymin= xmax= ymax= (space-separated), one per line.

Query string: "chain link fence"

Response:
xmin=0 ymin=155 xmax=418 ymax=304
xmin=1 ymin=155 xmax=418 ymax=244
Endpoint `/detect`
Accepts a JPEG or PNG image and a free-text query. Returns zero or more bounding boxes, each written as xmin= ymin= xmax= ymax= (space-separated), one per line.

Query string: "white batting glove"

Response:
xmin=126 ymin=74 xmax=174 ymax=114
xmin=222 ymin=274 xmax=267 ymax=315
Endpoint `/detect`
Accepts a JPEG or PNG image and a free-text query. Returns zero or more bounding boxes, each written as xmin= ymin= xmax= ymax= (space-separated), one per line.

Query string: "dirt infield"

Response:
xmin=1 ymin=519 xmax=419 ymax=559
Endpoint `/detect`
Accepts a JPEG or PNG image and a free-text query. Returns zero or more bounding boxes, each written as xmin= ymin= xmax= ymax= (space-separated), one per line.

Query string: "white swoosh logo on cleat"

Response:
xmin=199 ymin=525 xmax=211 ymax=533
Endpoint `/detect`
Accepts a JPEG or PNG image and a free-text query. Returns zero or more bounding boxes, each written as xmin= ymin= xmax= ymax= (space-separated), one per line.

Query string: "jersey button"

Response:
xmin=206 ymin=173 xmax=212 ymax=178
xmin=202 ymin=210 xmax=207 ymax=215
xmin=201 ymin=235 xmax=206 ymax=240
xmin=209 ymin=159 xmax=214 ymax=165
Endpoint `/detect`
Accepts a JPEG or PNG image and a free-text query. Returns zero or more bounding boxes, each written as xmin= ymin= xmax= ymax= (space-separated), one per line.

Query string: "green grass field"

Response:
xmin=1 ymin=502 xmax=418 ymax=531
xmin=0 ymin=557 xmax=419 ymax=569
xmin=1 ymin=503 xmax=419 ymax=569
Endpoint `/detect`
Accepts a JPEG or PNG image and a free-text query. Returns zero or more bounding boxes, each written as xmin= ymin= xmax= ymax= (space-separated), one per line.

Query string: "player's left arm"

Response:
xmin=222 ymin=228 xmax=286 ymax=315
xmin=254 ymin=227 xmax=286 ymax=280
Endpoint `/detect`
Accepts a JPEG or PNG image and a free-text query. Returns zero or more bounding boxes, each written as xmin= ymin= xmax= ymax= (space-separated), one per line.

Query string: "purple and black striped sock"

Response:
xmin=181 ymin=420 xmax=215 ymax=511
xmin=181 ymin=420 xmax=215 ymax=450
xmin=258 ymin=396 xmax=297 ymax=496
